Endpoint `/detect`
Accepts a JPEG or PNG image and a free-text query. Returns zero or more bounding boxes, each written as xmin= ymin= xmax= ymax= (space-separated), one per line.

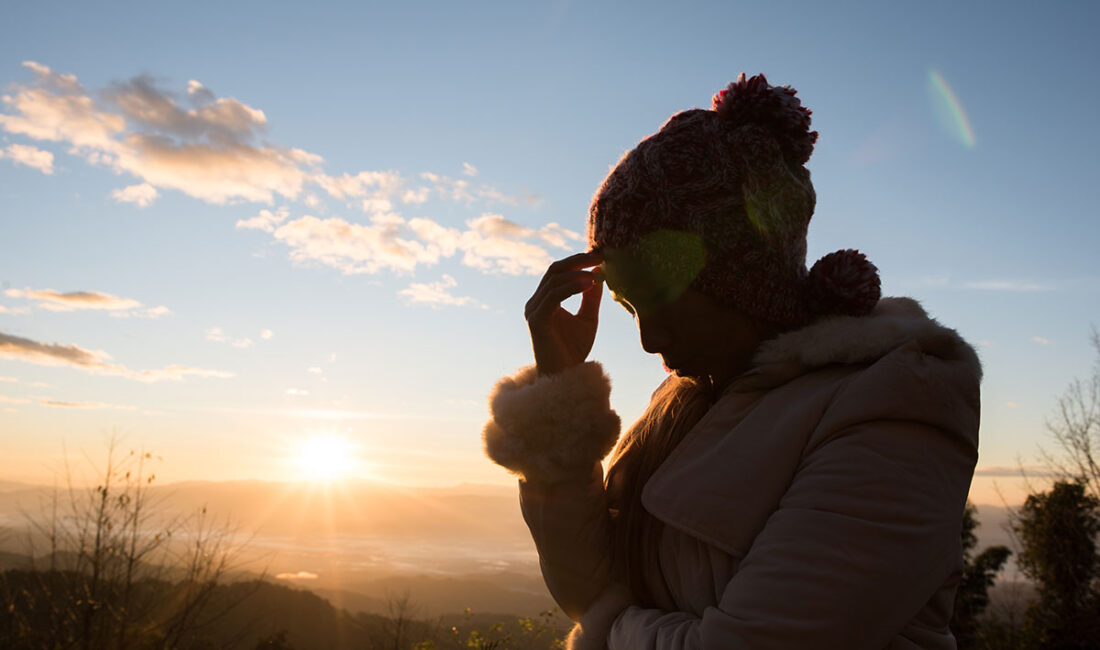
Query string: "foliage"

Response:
xmin=1014 ymin=480 xmax=1100 ymax=649
xmin=0 ymin=440 xmax=252 ymax=649
xmin=1038 ymin=328 xmax=1100 ymax=503
xmin=952 ymin=502 xmax=1011 ymax=649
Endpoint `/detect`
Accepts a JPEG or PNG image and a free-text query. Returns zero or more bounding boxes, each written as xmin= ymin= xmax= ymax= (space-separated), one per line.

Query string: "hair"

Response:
xmin=604 ymin=373 xmax=721 ymax=605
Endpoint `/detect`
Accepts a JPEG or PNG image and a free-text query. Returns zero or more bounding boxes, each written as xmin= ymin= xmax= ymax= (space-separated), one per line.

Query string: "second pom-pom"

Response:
xmin=712 ymin=73 xmax=818 ymax=166
xmin=806 ymin=249 xmax=881 ymax=317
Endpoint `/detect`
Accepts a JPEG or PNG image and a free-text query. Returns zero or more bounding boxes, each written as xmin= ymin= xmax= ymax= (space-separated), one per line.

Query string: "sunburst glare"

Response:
xmin=294 ymin=434 xmax=359 ymax=482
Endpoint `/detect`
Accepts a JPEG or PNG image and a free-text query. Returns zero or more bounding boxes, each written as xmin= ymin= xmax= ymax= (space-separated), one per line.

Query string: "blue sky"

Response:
xmin=0 ymin=1 xmax=1097 ymax=502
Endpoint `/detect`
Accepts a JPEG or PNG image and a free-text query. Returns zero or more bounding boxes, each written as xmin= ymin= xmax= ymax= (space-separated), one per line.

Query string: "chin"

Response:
xmin=669 ymin=365 xmax=705 ymax=380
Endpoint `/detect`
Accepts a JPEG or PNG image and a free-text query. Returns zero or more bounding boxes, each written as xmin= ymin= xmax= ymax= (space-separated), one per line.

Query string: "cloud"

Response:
xmin=135 ymin=305 xmax=172 ymax=319
xmin=401 ymin=187 xmax=430 ymax=204
xmin=205 ymin=327 xmax=254 ymax=348
xmin=973 ymin=465 xmax=1058 ymax=478
xmin=0 ymin=305 xmax=31 ymax=315
xmin=275 ymin=571 xmax=318 ymax=580
xmin=40 ymin=400 xmax=136 ymax=410
xmin=0 ymin=61 xmax=322 ymax=204
xmin=236 ymin=207 xmax=289 ymax=233
xmin=260 ymin=329 xmax=274 ymax=340
xmin=104 ymin=74 xmax=266 ymax=141
xmin=254 ymin=208 xmax=580 ymax=278
xmin=963 ymin=280 xmax=1050 ymax=292
xmin=399 ymin=275 xmax=485 ymax=309
xmin=0 ymin=376 xmax=17 ymax=383
xmin=307 ymin=367 xmax=323 ymax=375
xmin=1032 ymin=336 xmax=1052 ymax=346
xmin=286 ymin=388 xmax=309 ymax=396
xmin=462 ymin=162 xmax=478 ymax=177
xmin=0 ymin=143 xmax=54 ymax=174
xmin=315 ymin=170 xmax=401 ymax=202
xmin=0 ymin=62 xmax=125 ymax=150
xmin=270 ymin=213 xmax=446 ymax=274
xmin=4 ymin=287 xmax=169 ymax=318
xmin=1006 ymin=401 xmax=1019 ymax=408
xmin=0 ymin=395 xmax=31 ymax=404
xmin=111 ymin=182 xmax=159 ymax=207
xmin=0 ymin=331 xmax=232 ymax=382
xmin=417 ymin=172 xmax=519 ymax=206
xmin=449 ymin=214 xmax=581 ymax=275
xmin=6 ymin=287 xmax=139 ymax=312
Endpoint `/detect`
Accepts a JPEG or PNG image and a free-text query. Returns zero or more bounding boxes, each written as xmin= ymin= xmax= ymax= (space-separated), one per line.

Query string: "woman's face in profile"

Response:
xmin=600 ymin=235 xmax=769 ymax=382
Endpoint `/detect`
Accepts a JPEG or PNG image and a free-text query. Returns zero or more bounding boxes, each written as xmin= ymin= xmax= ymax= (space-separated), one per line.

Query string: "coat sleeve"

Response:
xmin=607 ymin=359 xmax=979 ymax=650
xmin=482 ymin=362 xmax=623 ymax=621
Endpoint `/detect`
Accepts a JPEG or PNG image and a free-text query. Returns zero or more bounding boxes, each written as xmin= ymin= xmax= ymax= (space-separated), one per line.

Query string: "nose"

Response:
xmin=637 ymin=315 xmax=672 ymax=355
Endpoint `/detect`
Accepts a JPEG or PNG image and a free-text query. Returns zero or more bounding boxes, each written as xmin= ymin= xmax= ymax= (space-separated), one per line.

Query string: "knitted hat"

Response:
xmin=588 ymin=73 xmax=880 ymax=327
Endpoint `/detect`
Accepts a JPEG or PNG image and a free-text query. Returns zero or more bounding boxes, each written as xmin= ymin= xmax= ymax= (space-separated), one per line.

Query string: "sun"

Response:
xmin=294 ymin=434 xmax=358 ymax=482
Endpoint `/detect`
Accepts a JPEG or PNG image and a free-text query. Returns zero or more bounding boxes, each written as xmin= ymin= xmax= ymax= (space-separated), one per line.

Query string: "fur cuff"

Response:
xmin=483 ymin=362 xmax=621 ymax=483
xmin=565 ymin=583 xmax=633 ymax=650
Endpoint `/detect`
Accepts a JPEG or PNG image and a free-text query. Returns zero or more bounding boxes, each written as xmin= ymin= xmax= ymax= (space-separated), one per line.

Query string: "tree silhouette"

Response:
xmin=1039 ymin=329 xmax=1100 ymax=502
xmin=952 ymin=502 xmax=1011 ymax=649
xmin=1014 ymin=480 xmax=1100 ymax=649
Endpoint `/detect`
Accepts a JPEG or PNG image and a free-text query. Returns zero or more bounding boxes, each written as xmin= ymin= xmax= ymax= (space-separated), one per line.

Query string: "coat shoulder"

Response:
xmin=753 ymin=296 xmax=982 ymax=384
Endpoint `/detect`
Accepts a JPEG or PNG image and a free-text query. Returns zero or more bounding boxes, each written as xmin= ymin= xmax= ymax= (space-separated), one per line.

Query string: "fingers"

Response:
xmin=576 ymin=278 xmax=603 ymax=323
xmin=534 ymin=251 xmax=604 ymax=294
xmin=525 ymin=271 xmax=599 ymax=325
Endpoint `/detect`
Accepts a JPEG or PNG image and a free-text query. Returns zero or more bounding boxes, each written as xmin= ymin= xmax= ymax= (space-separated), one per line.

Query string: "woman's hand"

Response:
xmin=525 ymin=251 xmax=604 ymax=376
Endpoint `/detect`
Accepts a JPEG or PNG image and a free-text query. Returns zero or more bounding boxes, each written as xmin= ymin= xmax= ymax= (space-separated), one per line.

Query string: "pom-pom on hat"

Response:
xmin=589 ymin=73 xmax=879 ymax=327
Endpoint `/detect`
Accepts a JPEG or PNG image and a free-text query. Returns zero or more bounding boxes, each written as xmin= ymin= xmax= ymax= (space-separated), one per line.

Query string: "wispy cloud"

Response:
xmin=236 ymin=207 xmax=289 ymax=233
xmin=4 ymin=287 xmax=169 ymax=318
xmin=255 ymin=210 xmax=580 ymax=277
xmin=0 ymin=143 xmax=54 ymax=174
xmin=962 ymin=280 xmax=1051 ymax=292
xmin=111 ymin=182 xmax=159 ymax=207
xmin=0 ymin=305 xmax=31 ymax=315
xmin=399 ymin=275 xmax=485 ymax=309
xmin=315 ymin=170 xmax=401 ymax=202
xmin=0 ymin=331 xmax=232 ymax=382
xmin=266 ymin=213 xmax=449 ymax=275
xmin=0 ymin=395 xmax=31 ymax=404
xmin=1032 ymin=336 xmax=1052 ymax=346
xmin=417 ymin=172 xmax=520 ymax=206
xmin=973 ymin=465 xmax=1058 ymax=478
xmin=275 ymin=571 xmax=318 ymax=580
xmin=40 ymin=400 xmax=137 ymax=410
xmin=909 ymin=275 xmax=1052 ymax=292
xmin=205 ymin=327 xmax=254 ymax=349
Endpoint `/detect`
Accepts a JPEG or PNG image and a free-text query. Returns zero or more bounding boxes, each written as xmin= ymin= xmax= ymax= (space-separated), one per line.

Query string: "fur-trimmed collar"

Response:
xmin=736 ymin=297 xmax=982 ymax=390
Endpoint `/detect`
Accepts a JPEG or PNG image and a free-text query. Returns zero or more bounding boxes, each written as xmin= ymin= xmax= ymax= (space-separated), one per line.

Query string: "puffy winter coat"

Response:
xmin=483 ymin=298 xmax=981 ymax=649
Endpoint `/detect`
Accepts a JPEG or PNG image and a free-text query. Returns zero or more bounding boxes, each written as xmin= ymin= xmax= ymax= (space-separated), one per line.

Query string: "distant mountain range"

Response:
xmin=0 ymin=479 xmax=1028 ymax=617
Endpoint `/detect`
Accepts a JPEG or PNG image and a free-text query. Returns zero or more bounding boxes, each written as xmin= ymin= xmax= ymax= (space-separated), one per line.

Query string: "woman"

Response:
xmin=482 ymin=74 xmax=980 ymax=649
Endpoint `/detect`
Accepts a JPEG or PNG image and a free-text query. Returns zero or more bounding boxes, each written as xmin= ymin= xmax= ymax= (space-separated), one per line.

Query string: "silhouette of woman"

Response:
xmin=483 ymin=74 xmax=980 ymax=649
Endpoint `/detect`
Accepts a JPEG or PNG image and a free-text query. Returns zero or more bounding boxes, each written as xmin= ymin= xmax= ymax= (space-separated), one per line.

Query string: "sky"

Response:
xmin=0 ymin=1 xmax=1097 ymax=504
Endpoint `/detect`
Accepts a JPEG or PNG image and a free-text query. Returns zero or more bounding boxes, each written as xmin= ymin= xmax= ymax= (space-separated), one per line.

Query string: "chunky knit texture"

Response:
xmin=588 ymin=73 xmax=879 ymax=326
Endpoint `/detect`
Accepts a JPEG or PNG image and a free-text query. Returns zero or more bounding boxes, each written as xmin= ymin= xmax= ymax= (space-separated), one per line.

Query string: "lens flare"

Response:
xmin=928 ymin=69 xmax=976 ymax=149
